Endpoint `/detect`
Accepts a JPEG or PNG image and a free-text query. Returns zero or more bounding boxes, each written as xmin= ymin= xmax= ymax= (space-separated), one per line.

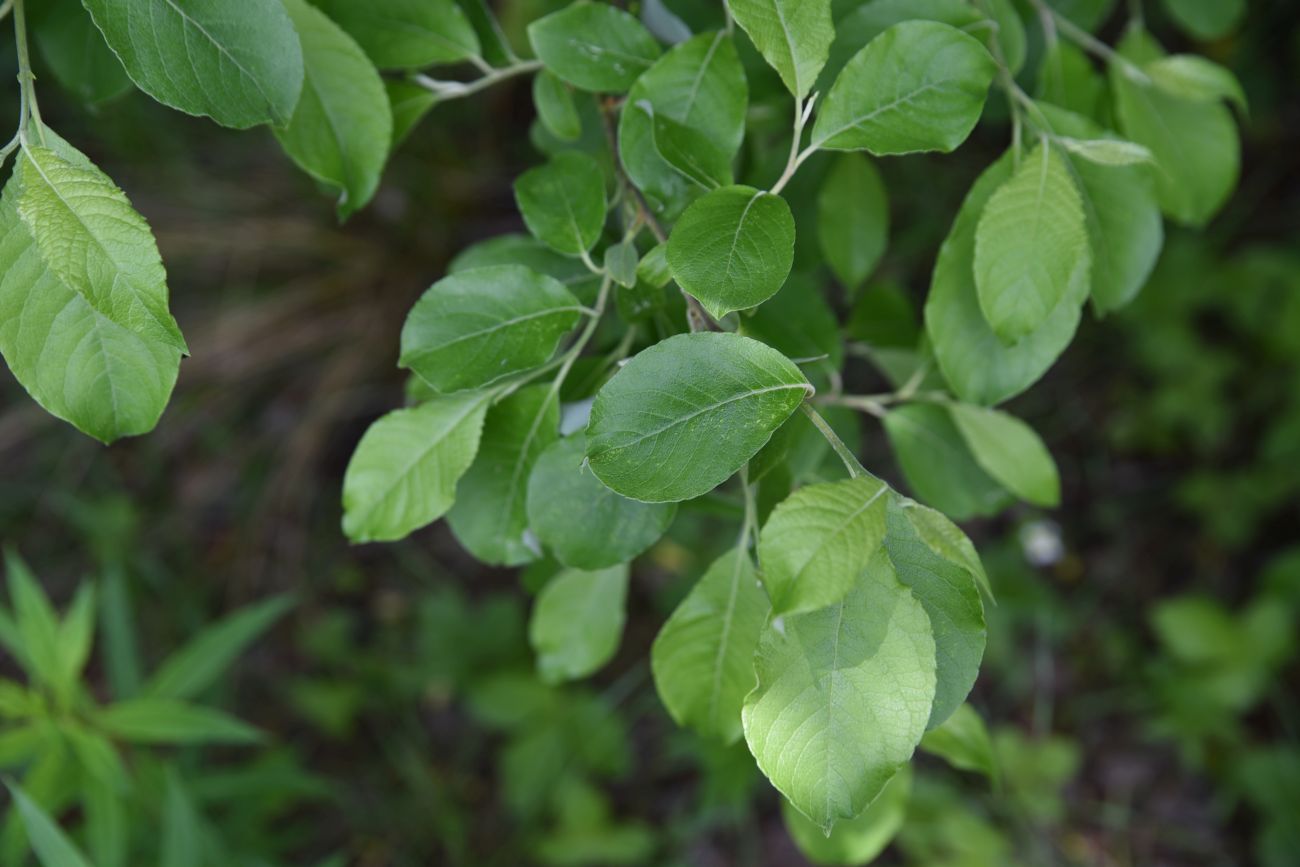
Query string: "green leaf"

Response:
xmin=4 ymin=552 xmax=63 ymax=692
xmin=84 ymin=777 xmax=127 ymax=867
xmin=781 ymin=766 xmax=910 ymax=866
xmin=82 ymin=0 xmax=304 ymax=129
xmin=882 ymin=403 xmax=1011 ymax=520
xmin=637 ymin=243 xmax=672 ymax=288
xmin=742 ymin=555 xmax=936 ymax=832
xmin=528 ymin=3 xmax=662 ymax=93
xmin=618 ymin=31 xmax=747 ymax=220
xmin=882 ymin=498 xmax=986 ymax=727
xmin=1035 ymin=104 xmax=1163 ymax=314
xmin=651 ymin=549 xmax=769 ymax=744
xmin=603 ymin=241 xmax=640 ymax=289
xmin=925 ymin=153 xmax=1089 ymax=405
xmin=758 ymin=477 xmax=889 ymax=615
xmin=449 ymin=235 xmax=599 ymax=301
xmin=973 ymin=143 xmax=1090 ymax=344
xmin=817 ymin=154 xmax=888 ymax=292
xmin=56 ymin=583 xmax=95 ymax=690
xmin=6 ymin=782 xmax=92 ymax=867
xmin=400 ymin=265 xmax=584 ymax=393
xmin=647 ymin=109 xmax=735 ymax=190
xmin=919 ymin=703 xmax=997 ymax=781
xmin=586 ymin=332 xmax=810 ymax=502
xmin=1057 ymin=137 xmax=1153 ymax=166
xmin=12 ymin=140 xmax=185 ymax=351
xmin=739 ymin=275 xmax=844 ymax=389
xmin=61 ymin=723 xmax=127 ymax=791
xmin=534 ymin=70 xmax=582 ymax=142
xmin=33 ymin=0 xmax=132 ymax=105
xmin=514 ymin=152 xmax=607 ymax=256
xmin=311 ymin=0 xmax=479 ymax=69
xmin=527 ymin=434 xmax=676 ymax=570
xmin=144 ymin=595 xmax=294 ymax=699
xmin=949 ymin=403 xmax=1060 ymax=507
xmin=1037 ymin=40 xmax=1106 ymax=121
xmin=1111 ymin=29 xmax=1239 ymax=227
xmin=96 ymin=698 xmax=261 ymax=744
xmin=1145 ymin=55 xmax=1248 ymax=112
xmin=274 ymin=0 xmax=392 ymax=219
xmin=894 ymin=499 xmax=992 ymax=600
xmin=448 ymin=385 xmax=560 ymax=566
xmin=529 ymin=565 xmax=629 ymax=683
xmin=981 ymin=0 xmax=1027 ymax=74
xmin=386 ymin=78 xmax=439 ymax=146
xmin=1160 ymin=0 xmax=1244 ymax=40
xmin=728 ymin=0 xmax=832 ymax=99
xmin=341 ymin=393 xmax=490 ymax=542
xmin=666 ymin=185 xmax=795 ymax=319
xmin=811 ymin=21 xmax=996 ymax=155
xmin=821 ymin=0 xmax=981 ymax=91
xmin=160 ymin=770 xmax=203 ymax=867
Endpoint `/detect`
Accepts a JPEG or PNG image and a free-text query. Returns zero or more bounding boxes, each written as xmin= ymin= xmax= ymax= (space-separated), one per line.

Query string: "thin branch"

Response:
xmin=410 ymin=60 xmax=542 ymax=102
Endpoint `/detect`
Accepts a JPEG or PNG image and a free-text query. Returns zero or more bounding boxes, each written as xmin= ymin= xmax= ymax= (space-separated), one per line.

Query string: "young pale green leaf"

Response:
xmin=534 ymin=70 xmax=582 ymax=142
xmin=651 ymin=548 xmax=769 ymax=744
xmin=33 ymin=0 xmax=132 ymax=105
xmin=919 ymin=703 xmax=997 ymax=782
xmin=514 ymin=152 xmax=607 ymax=256
xmin=529 ymin=565 xmax=629 ymax=683
xmin=758 ymin=477 xmax=889 ymax=615
xmin=586 ymin=333 xmax=810 ymax=503
xmin=973 ymin=143 xmax=1091 ymax=344
xmin=448 ymin=385 xmax=560 ymax=566
xmin=925 ymin=153 xmax=1088 ymax=405
xmin=15 ymin=144 xmax=185 ymax=353
xmin=883 ymin=403 xmax=1010 ymax=521
xmin=728 ymin=0 xmax=833 ymax=99
xmin=742 ymin=555 xmax=936 ymax=832
xmin=1057 ymin=137 xmax=1154 ymax=166
xmin=4 ymin=552 xmax=63 ymax=692
xmin=341 ymin=393 xmax=489 ymax=542
xmin=143 ymin=594 xmax=294 ymax=699
xmin=96 ymin=698 xmax=262 ymax=744
xmin=160 ymin=770 xmax=204 ymax=867
xmin=618 ymin=31 xmax=747 ymax=220
xmin=82 ymin=0 xmax=304 ymax=129
xmin=817 ymin=154 xmax=888 ymax=292
xmin=949 ymin=403 xmax=1061 ymax=507
xmin=895 ymin=499 xmax=992 ymax=600
xmin=781 ymin=766 xmax=911 ymax=867
xmin=400 ymin=266 xmax=584 ymax=393
xmin=811 ymin=21 xmax=996 ymax=155
xmin=1145 ymin=55 xmax=1247 ymax=112
xmin=311 ymin=0 xmax=479 ymax=68
xmin=276 ymin=0 xmax=392 ymax=219
xmin=7 ymin=783 xmax=93 ymax=867
xmin=666 ymin=185 xmax=795 ymax=319
xmin=527 ymin=435 xmax=675 ymax=570
xmin=604 ymin=241 xmax=640 ymax=289
xmin=1111 ymin=29 xmax=1239 ymax=227
xmin=883 ymin=499 xmax=986 ymax=728
xmin=528 ymin=4 xmax=662 ymax=93
xmin=1160 ymin=0 xmax=1244 ymax=40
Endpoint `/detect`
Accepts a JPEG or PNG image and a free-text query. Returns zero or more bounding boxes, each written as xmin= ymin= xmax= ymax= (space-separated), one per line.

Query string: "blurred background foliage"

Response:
xmin=1 ymin=0 xmax=1298 ymax=864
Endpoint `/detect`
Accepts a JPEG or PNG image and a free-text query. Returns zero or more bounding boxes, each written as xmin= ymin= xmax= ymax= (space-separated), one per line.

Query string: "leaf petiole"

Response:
xmin=799 ymin=403 xmax=867 ymax=478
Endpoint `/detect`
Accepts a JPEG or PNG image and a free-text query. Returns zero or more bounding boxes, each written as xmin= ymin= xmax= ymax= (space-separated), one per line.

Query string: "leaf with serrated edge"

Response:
xmin=401 ymin=265 xmax=583 ymax=393
xmin=811 ymin=21 xmax=996 ymax=155
xmin=652 ymin=548 xmax=769 ymax=743
xmin=759 ymin=476 xmax=889 ymax=615
xmin=82 ymin=0 xmax=304 ymax=129
xmin=973 ymin=143 xmax=1090 ymax=344
xmin=514 ymin=152 xmax=607 ymax=256
xmin=448 ymin=385 xmax=559 ymax=566
xmin=742 ymin=553 xmax=936 ymax=832
xmin=728 ymin=0 xmax=832 ymax=99
xmin=586 ymin=332 xmax=810 ymax=503
xmin=341 ymin=392 xmax=489 ymax=542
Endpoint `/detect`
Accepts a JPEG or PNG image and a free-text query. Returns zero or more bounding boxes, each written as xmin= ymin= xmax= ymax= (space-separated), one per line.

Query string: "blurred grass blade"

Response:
xmin=96 ymin=699 xmax=262 ymax=745
xmin=57 ymin=583 xmax=96 ymax=691
xmin=99 ymin=565 xmax=142 ymax=699
xmin=161 ymin=769 xmax=203 ymax=867
xmin=5 ymin=781 xmax=93 ymax=867
xmin=143 ymin=595 xmax=295 ymax=700
xmin=4 ymin=551 xmax=64 ymax=695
